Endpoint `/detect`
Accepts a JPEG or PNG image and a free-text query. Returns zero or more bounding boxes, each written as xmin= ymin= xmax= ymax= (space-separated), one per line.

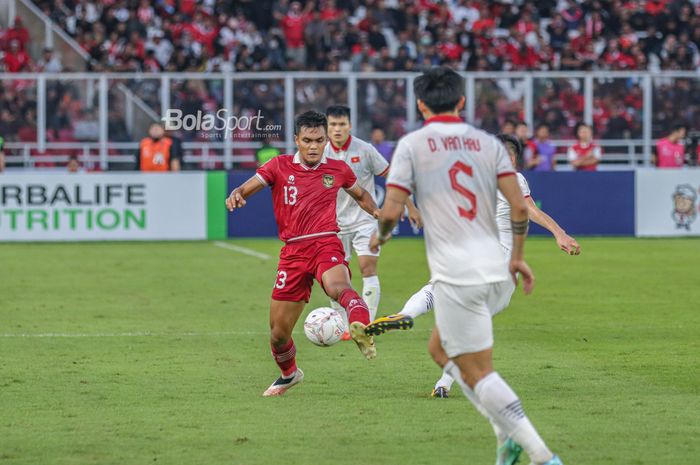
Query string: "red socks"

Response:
xmin=271 ymin=339 xmax=297 ymax=377
xmin=338 ymin=288 xmax=370 ymax=325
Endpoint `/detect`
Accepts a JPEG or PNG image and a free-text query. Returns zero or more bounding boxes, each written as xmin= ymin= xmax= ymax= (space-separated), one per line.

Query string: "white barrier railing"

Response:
xmin=1 ymin=71 xmax=698 ymax=170
xmin=3 ymin=139 xmax=653 ymax=171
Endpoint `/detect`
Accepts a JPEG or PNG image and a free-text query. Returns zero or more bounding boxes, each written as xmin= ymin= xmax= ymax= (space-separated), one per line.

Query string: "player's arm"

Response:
xmin=526 ymin=154 xmax=541 ymax=169
xmin=576 ymin=154 xmax=598 ymax=166
xmin=404 ymin=196 xmax=423 ymax=228
xmin=498 ymin=175 xmax=534 ymax=295
xmin=525 ymin=197 xmax=580 ymax=255
xmin=225 ymin=176 xmax=266 ymax=211
xmin=369 ymin=186 xmax=409 ymax=252
xmin=567 ymin=147 xmax=583 ymax=167
xmin=374 ymin=145 xmax=423 ymax=228
xmin=525 ymin=146 xmax=541 ymax=170
xmin=380 ymin=169 xmax=423 ymax=228
xmin=378 ymin=171 xmax=422 ymax=228
xmin=577 ymin=147 xmax=602 ymax=166
xmin=345 ymin=183 xmax=380 ymax=219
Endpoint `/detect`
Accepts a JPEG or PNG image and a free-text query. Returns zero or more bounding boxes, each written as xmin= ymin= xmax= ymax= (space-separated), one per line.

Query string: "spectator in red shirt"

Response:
xmin=5 ymin=17 xmax=30 ymax=51
xmin=568 ymin=122 xmax=603 ymax=171
xmin=3 ymin=40 xmax=32 ymax=72
xmin=320 ymin=0 xmax=341 ymax=22
xmin=472 ymin=5 xmax=496 ymax=34
xmin=278 ymin=1 xmax=311 ymax=67
xmin=645 ymin=0 xmax=668 ymax=16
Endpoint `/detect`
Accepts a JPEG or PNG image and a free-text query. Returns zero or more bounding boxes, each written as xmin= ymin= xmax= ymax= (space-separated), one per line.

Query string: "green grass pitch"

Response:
xmin=1 ymin=237 xmax=699 ymax=465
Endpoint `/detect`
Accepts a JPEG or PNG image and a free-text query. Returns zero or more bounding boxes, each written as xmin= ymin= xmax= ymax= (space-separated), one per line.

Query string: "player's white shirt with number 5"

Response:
xmin=324 ymin=136 xmax=389 ymax=233
xmin=387 ymin=119 xmax=515 ymax=286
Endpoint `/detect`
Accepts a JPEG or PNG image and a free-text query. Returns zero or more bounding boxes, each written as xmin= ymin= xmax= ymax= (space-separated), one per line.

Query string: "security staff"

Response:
xmin=136 ymin=123 xmax=182 ymax=171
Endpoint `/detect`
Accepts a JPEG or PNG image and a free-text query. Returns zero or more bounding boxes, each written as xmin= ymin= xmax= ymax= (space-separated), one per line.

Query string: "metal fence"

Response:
xmin=1 ymin=71 xmax=699 ymax=170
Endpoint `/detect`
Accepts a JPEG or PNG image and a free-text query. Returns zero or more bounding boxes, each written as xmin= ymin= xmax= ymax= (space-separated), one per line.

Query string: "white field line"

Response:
xmin=213 ymin=241 xmax=272 ymax=260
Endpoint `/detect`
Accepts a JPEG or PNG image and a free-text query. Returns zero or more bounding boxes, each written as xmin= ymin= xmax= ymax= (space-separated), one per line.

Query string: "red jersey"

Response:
xmin=256 ymin=154 xmax=357 ymax=243
xmin=281 ymin=13 xmax=308 ymax=48
xmin=567 ymin=142 xmax=602 ymax=171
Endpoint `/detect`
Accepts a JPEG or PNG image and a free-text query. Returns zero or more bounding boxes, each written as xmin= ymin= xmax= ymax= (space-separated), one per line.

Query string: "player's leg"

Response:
xmin=320 ymin=263 xmax=376 ymax=359
xmin=427 ymin=326 xmax=455 ymax=398
xmin=354 ymin=225 xmax=382 ymax=321
xmin=263 ymin=298 xmax=306 ymax=397
xmin=365 ymin=282 xmax=430 ymax=336
xmin=400 ymin=283 xmax=435 ymax=319
xmin=429 ymin=326 xmax=509 ymax=451
xmin=330 ymin=232 xmax=353 ymax=330
xmin=263 ymin=250 xmax=312 ymax=397
xmin=436 ymin=281 xmax=560 ymax=465
xmin=432 ymin=284 xmax=521 ymax=464
xmin=428 ymin=275 xmax=515 ymax=397
xmin=357 ymin=254 xmax=380 ymax=320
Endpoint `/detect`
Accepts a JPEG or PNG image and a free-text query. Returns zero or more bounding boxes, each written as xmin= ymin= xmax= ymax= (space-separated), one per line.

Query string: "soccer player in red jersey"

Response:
xmin=225 ymin=111 xmax=380 ymax=397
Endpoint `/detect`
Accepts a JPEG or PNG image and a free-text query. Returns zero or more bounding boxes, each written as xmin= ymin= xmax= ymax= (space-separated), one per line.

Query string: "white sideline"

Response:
xmin=213 ymin=241 xmax=272 ymax=260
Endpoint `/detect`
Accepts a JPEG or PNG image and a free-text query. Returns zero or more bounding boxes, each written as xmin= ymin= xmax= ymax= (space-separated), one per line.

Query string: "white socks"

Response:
xmin=362 ymin=275 xmax=380 ymax=321
xmin=434 ymin=368 xmax=456 ymax=392
xmin=330 ymin=276 xmax=380 ymax=324
xmin=474 ymin=372 xmax=553 ymax=464
xmin=398 ymin=283 xmax=435 ymax=319
xmin=444 ymin=362 xmax=507 ymax=445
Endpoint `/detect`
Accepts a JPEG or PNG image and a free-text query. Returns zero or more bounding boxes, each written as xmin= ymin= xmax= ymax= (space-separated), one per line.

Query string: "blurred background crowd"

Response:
xmin=0 ymin=0 xmax=698 ymax=171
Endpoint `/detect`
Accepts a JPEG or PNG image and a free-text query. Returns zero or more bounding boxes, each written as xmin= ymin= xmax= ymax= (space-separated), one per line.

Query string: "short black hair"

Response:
xmin=503 ymin=119 xmax=517 ymax=128
xmin=326 ymin=105 xmax=351 ymax=120
xmin=295 ymin=111 xmax=327 ymax=135
xmin=497 ymin=133 xmax=523 ymax=159
xmin=574 ymin=121 xmax=591 ymax=137
xmin=516 ymin=120 xmax=528 ymax=128
xmin=671 ymin=122 xmax=687 ymax=133
xmin=414 ymin=67 xmax=464 ymax=114
xmin=536 ymin=123 xmax=550 ymax=131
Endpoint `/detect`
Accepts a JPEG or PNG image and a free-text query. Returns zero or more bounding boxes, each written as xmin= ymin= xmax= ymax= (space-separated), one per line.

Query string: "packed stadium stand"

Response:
xmin=21 ymin=0 xmax=700 ymax=73
xmin=0 ymin=0 xmax=699 ymax=170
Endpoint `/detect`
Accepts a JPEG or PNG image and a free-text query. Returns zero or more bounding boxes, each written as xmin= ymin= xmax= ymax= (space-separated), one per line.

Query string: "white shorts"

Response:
xmin=433 ymin=280 xmax=516 ymax=357
xmin=339 ymin=223 xmax=380 ymax=262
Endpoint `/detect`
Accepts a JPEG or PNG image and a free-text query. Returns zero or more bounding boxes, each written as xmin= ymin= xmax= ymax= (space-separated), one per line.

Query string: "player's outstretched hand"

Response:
xmin=225 ymin=189 xmax=246 ymax=211
xmin=509 ymin=259 xmax=535 ymax=295
xmin=556 ymin=234 xmax=581 ymax=255
xmin=369 ymin=231 xmax=390 ymax=253
xmin=408 ymin=208 xmax=423 ymax=229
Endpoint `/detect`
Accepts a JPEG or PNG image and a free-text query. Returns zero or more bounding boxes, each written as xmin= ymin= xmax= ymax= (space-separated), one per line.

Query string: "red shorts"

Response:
xmin=272 ymin=235 xmax=349 ymax=302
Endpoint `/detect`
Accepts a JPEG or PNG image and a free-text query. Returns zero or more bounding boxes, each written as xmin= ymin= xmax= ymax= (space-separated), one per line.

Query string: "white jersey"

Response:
xmin=324 ymin=135 xmax=389 ymax=233
xmin=496 ymin=172 xmax=531 ymax=255
xmin=387 ymin=116 xmax=516 ymax=286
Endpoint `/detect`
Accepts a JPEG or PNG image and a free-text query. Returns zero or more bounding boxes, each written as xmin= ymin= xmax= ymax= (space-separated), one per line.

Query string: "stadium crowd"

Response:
xmin=16 ymin=0 xmax=700 ymax=73
xmin=0 ymin=0 xmax=699 ymax=169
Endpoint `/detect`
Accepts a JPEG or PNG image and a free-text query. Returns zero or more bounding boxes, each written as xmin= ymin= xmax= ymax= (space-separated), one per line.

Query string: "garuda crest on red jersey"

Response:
xmin=322 ymin=174 xmax=335 ymax=188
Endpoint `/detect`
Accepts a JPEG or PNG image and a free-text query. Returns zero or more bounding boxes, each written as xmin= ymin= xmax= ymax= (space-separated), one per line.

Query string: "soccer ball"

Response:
xmin=303 ymin=307 xmax=347 ymax=347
